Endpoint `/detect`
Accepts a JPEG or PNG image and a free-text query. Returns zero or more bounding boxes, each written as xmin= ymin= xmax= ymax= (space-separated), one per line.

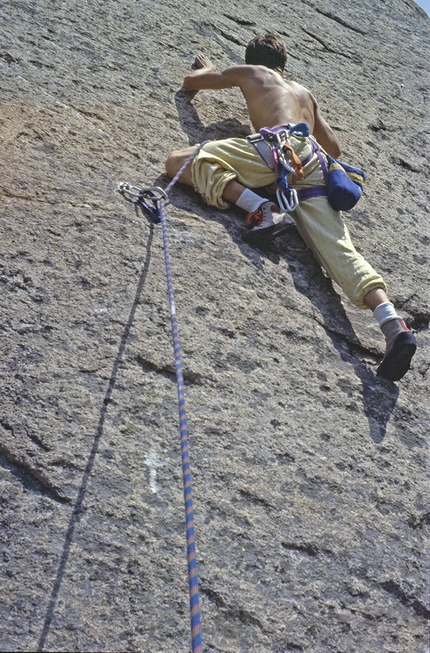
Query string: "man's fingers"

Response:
xmin=194 ymin=54 xmax=213 ymax=69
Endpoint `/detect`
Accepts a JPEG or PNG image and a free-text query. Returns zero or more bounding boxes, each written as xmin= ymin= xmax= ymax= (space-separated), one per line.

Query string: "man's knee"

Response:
xmin=165 ymin=150 xmax=182 ymax=177
xmin=165 ymin=146 xmax=199 ymax=178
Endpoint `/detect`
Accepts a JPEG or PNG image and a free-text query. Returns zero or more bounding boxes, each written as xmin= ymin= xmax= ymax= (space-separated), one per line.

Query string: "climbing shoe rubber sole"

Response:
xmin=376 ymin=331 xmax=416 ymax=382
xmin=242 ymin=221 xmax=294 ymax=245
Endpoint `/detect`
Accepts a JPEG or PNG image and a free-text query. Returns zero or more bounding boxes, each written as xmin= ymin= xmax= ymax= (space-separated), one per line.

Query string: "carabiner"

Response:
xmin=117 ymin=182 xmax=164 ymax=224
xmin=118 ymin=183 xmax=168 ymax=202
xmin=140 ymin=186 xmax=169 ymax=202
xmin=276 ymin=187 xmax=299 ymax=212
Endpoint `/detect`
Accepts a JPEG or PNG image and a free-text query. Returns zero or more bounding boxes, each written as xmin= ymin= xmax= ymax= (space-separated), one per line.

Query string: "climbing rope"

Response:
xmin=119 ymin=143 xmax=206 ymax=653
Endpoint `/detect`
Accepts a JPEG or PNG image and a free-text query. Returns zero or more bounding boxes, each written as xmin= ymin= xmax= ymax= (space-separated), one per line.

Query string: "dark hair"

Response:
xmin=245 ymin=33 xmax=287 ymax=71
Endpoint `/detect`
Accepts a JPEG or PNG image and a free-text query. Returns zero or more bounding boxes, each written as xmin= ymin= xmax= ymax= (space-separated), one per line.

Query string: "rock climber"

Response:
xmin=165 ymin=33 xmax=416 ymax=382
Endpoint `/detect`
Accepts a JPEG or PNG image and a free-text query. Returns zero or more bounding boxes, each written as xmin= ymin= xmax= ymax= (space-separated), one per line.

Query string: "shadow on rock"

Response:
xmin=132 ymin=147 xmax=400 ymax=443
xmin=37 ymin=217 xmax=154 ymax=652
xmin=175 ymin=88 xmax=251 ymax=144
xmin=243 ymin=228 xmax=400 ymax=443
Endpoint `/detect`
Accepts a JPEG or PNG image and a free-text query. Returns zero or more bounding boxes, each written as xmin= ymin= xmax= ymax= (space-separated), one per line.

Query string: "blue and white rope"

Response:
xmin=157 ymin=144 xmax=206 ymax=652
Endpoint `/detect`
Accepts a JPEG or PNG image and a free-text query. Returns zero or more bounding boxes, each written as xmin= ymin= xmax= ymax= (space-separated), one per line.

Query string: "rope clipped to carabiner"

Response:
xmin=118 ymin=143 xmax=206 ymax=653
xmin=117 ymin=183 xmax=168 ymax=223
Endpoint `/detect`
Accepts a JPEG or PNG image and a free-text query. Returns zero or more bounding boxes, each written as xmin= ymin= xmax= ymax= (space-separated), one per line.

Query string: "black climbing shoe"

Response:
xmin=377 ymin=330 xmax=416 ymax=382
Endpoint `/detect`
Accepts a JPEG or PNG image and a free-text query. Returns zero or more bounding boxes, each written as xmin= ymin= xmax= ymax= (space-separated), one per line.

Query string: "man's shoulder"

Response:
xmin=285 ymin=78 xmax=311 ymax=94
xmin=222 ymin=64 xmax=260 ymax=77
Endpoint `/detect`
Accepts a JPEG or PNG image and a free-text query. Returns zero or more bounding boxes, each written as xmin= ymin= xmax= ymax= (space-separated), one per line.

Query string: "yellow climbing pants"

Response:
xmin=191 ymin=136 xmax=386 ymax=308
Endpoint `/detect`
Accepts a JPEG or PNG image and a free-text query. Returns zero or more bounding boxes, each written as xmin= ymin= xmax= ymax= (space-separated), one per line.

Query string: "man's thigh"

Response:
xmin=198 ymin=138 xmax=276 ymax=188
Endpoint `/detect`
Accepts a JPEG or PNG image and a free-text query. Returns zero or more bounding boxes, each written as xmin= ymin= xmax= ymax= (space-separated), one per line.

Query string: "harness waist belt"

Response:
xmin=297 ymin=187 xmax=327 ymax=202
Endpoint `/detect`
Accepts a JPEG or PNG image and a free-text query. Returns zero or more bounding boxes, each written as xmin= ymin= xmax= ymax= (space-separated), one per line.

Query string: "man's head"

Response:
xmin=245 ymin=33 xmax=287 ymax=72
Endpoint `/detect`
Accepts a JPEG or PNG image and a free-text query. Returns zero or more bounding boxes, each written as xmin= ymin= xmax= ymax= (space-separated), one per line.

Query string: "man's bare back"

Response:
xmin=183 ymin=55 xmax=341 ymax=157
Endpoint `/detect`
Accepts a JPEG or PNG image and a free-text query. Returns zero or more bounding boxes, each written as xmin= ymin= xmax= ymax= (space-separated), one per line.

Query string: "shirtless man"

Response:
xmin=165 ymin=33 xmax=416 ymax=382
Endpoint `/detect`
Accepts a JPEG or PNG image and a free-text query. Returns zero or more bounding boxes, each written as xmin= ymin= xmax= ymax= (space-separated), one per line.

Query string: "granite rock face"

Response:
xmin=0 ymin=1 xmax=429 ymax=652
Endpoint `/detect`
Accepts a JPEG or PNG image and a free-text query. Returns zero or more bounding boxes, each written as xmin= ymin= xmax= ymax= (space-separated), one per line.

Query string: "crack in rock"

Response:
xmin=200 ymin=584 xmax=265 ymax=630
xmin=275 ymin=644 xmax=304 ymax=653
xmin=218 ymin=29 xmax=245 ymax=47
xmin=409 ymin=311 xmax=429 ymax=332
xmin=0 ymin=448 xmax=70 ymax=504
xmin=0 ymin=51 xmax=19 ymax=64
xmin=380 ymin=581 xmax=430 ymax=619
xmin=136 ymin=354 xmax=203 ymax=385
xmin=301 ymin=28 xmax=363 ymax=63
xmin=311 ymin=4 xmax=368 ymax=35
xmin=281 ymin=541 xmax=320 ymax=557
xmin=238 ymin=489 xmax=274 ymax=509
xmin=27 ymin=432 xmax=51 ymax=452
xmin=324 ymin=327 xmax=381 ymax=358
xmin=390 ymin=156 xmax=422 ymax=173
xmin=223 ymin=14 xmax=256 ymax=27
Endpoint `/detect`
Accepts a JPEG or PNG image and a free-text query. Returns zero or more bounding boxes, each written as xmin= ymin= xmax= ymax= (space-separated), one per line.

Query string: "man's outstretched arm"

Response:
xmin=311 ymin=96 xmax=342 ymax=158
xmin=183 ymin=55 xmax=245 ymax=91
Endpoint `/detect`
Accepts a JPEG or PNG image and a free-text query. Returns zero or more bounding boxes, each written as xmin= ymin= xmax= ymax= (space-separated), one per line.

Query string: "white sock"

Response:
xmin=235 ymin=188 xmax=268 ymax=213
xmin=373 ymin=301 xmax=400 ymax=327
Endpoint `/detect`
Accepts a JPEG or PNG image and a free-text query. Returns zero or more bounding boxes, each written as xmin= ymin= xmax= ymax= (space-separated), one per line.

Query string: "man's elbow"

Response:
xmin=331 ymin=143 xmax=342 ymax=159
xmin=324 ymin=136 xmax=341 ymax=159
xmin=182 ymin=75 xmax=198 ymax=90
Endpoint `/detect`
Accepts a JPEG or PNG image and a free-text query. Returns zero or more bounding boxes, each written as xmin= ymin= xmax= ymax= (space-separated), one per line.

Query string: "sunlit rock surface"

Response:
xmin=0 ymin=0 xmax=429 ymax=651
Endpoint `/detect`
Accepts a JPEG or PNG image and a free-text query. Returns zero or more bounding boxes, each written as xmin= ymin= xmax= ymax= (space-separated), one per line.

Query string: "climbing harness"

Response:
xmin=247 ymin=122 xmax=310 ymax=212
xmin=118 ymin=143 xmax=206 ymax=653
xmin=247 ymin=123 xmax=366 ymax=212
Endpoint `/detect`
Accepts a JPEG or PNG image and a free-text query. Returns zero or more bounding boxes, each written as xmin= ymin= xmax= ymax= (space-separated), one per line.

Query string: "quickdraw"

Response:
xmin=247 ymin=122 xmax=310 ymax=212
xmin=117 ymin=183 xmax=168 ymax=223
xmin=118 ymin=143 xmax=206 ymax=653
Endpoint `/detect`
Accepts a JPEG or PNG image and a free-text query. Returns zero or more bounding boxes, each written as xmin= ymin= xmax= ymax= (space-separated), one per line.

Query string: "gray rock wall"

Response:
xmin=0 ymin=0 xmax=429 ymax=651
